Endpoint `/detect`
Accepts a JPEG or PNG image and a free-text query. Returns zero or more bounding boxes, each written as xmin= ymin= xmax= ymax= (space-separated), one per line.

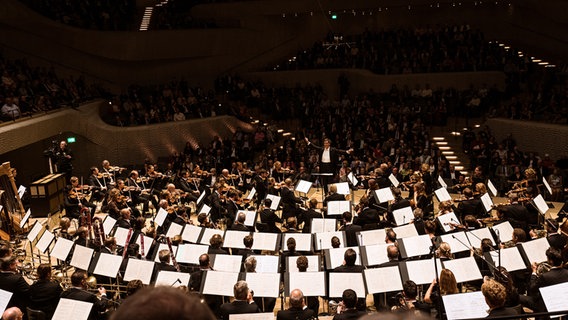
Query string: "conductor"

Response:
xmin=305 ymin=137 xmax=352 ymax=193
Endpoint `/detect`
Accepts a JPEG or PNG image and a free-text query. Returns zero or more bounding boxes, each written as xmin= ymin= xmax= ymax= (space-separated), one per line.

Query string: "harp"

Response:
xmin=0 ymin=162 xmax=24 ymax=240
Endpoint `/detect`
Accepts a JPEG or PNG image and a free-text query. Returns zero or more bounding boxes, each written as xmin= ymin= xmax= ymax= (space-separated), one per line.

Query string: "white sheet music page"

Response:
xmin=389 ymin=174 xmax=400 ymax=187
xmin=327 ymin=246 xmax=361 ymax=269
xmin=375 ymin=188 xmax=394 ymax=203
xmin=266 ymin=194 xmax=281 ymax=210
xmin=489 ymin=247 xmax=526 ymax=272
xmin=124 ymin=259 xmax=155 ymax=285
xmin=103 ymin=216 xmax=117 ymax=234
xmin=487 ymin=179 xmax=498 ymax=197
xmin=53 ymin=298 xmax=93 ymax=320
xmin=521 ymin=237 xmax=549 ymax=264
xmin=288 ymin=255 xmax=320 ymax=272
xmin=329 ymin=273 xmax=366 ymax=298
xmin=542 ymin=177 xmax=552 ymax=195
xmin=51 ymin=237 xmax=74 ymax=261
xmin=437 ymin=176 xmax=447 ymax=189
xmin=113 ymin=227 xmax=130 ymax=247
xmin=246 ymin=188 xmax=256 ymax=201
xmin=251 ymin=255 xmax=279 ymax=273
xmin=200 ymin=204 xmax=211 ymax=214
xmin=442 ymin=257 xmax=482 ymax=283
xmin=283 ymin=233 xmax=311 ymax=252
xmin=212 ymin=254 xmax=242 ymax=272
xmin=181 ymin=224 xmax=203 ymax=243
xmin=288 ymin=272 xmax=326 ymax=297
xmin=392 ymin=223 xmax=419 ymax=239
xmin=154 ymin=243 xmax=177 ymax=263
xmin=334 ymin=182 xmax=350 ymax=195
xmin=251 ymin=232 xmax=278 ymax=251
xmin=399 ymin=234 xmax=432 ymax=257
xmin=93 ymin=253 xmax=123 ymax=278
xmin=27 ymin=221 xmax=43 ymax=242
xmin=434 ymin=187 xmax=452 ymax=202
xmin=480 ymin=193 xmax=493 ymax=212
xmin=197 ymin=191 xmax=207 ymax=205
xmin=245 ymin=273 xmax=280 ymax=297
xmin=357 ymin=229 xmax=387 ymax=246
xmin=237 ymin=210 xmax=257 ymax=227
xmin=175 ymin=243 xmax=208 ymax=264
xmin=166 ymin=222 xmax=183 ymax=238
xmin=492 ymin=222 xmax=514 ymax=243
xmin=199 ymin=228 xmax=224 ymax=245
xmin=223 ymin=230 xmax=250 ymax=249
xmin=364 ymin=266 xmax=403 ymax=294
xmin=403 ymin=259 xmax=443 ymax=285
xmin=296 ymin=180 xmax=313 ymax=194
xmin=155 ymin=208 xmax=168 ymax=227
xmin=311 ymin=218 xmax=336 ymax=233
xmin=467 ymin=227 xmax=496 ymax=247
xmin=155 ymin=270 xmax=190 ymax=287
xmin=18 ymin=185 xmax=26 ymax=199
xmin=392 ymin=206 xmax=413 ymax=226
xmin=327 ymin=201 xmax=350 ymax=216
xmin=202 ymin=271 xmax=239 ymax=296
xmin=437 ymin=212 xmax=460 ymax=233
xmin=533 ymin=194 xmax=549 ymax=215
xmin=36 ymin=230 xmax=55 ymax=253
xmin=70 ymin=245 xmax=94 ymax=271
xmin=347 ymin=172 xmax=359 ymax=186
xmin=0 ymin=289 xmax=13 ymax=315
xmin=540 ymin=282 xmax=568 ymax=313
xmin=20 ymin=209 xmax=31 ymax=229
xmin=315 ymin=231 xmax=345 ymax=250
xmin=362 ymin=243 xmax=391 ymax=266
xmin=440 ymin=232 xmax=470 ymax=253
xmin=442 ymin=291 xmax=489 ymax=320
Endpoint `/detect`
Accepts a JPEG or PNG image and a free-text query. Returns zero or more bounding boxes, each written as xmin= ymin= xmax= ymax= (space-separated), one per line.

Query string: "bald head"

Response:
xmin=289 ymin=289 xmax=305 ymax=308
xmin=2 ymin=307 xmax=22 ymax=320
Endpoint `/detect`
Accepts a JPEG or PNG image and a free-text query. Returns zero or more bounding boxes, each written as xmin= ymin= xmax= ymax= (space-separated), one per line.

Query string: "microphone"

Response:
xmin=170 ymin=279 xmax=182 ymax=287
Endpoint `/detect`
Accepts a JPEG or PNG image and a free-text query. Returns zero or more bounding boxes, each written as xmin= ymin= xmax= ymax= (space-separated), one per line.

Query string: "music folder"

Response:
xmin=480 ymin=193 xmax=493 ymax=212
xmin=364 ymin=266 xmax=403 ymax=294
xmin=210 ymin=254 xmax=243 ymax=273
xmin=533 ymin=194 xmax=549 ymax=215
xmin=434 ymin=187 xmax=452 ymax=203
xmin=285 ymin=271 xmax=326 ymax=297
xmin=124 ymin=258 xmax=155 ymax=285
xmin=485 ymin=246 xmax=526 ymax=272
xmin=360 ymin=243 xmax=391 ymax=267
xmin=90 ymin=252 xmax=123 ymax=278
xmin=223 ymin=230 xmax=252 ymax=250
xmin=51 ymin=237 xmax=74 ymax=261
xmin=540 ymin=282 xmax=568 ymax=314
xmin=295 ymin=180 xmax=313 ymax=194
xmin=325 ymin=246 xmax=362 ymax=269
xmin=20 ymin=209 xmax=31 ymax=229
xmin=327 ymin=200 xmax=351 ymax=216
xmin=176 ymin=243 xmax=209 ymax=264
xmin=491 ymin=221 xmax=514 ymax=243
xmin=356 ymin=229 xmax=387 ymax=246
xmin=286 ymin=255 xmax=321 ymax=272
xmin=198 ymin=228 xmax=225 ymax=245
xmin=36 ymin=229 xmax=55 ymax=253
xmin=399 ymin=259 xmax=443 ymax=285
xmin=0 ymin=288 xmax=13 ymax=316
xmin=236 ymin=210 xmax=257 ymax=227
xmin=27 ymin=221 xmax=43 ymax=242
xmin=240 ymin=272 xmax=280 ymax=298
xmin=102 ymin=216 xmax=117 ymax=235
xmin=397 ymin=234 xmax=432 ymax=258
xmin=70 ymin=245 xmax=95 ymax=271
xmin=392 ymin=223 xmax=419 ymax=239
xmin=437 ymin=212 xmax=461 ymax=233
xmin=389 ymin=174 xmax=400 ymax=188
xmin=314 ymin=231 xmax=346 ymax=250
xmin=155 ymin=270 xmax=190 ymax=287
xmin=154 ymin=207 xmax=168 ymax=227
xmin=310 ymin=218 xmax=336 ymax=233
xmin=333 ymin=182 xmax=350 ymax=195
xmin=440 ymin=232 xmax=470 ymax=253
xmin=328 ymin=273 xmax=366 ymax=298
xmin=282 ymin=233 xmax=312 ymax=252
xmin=250 ymin=255 xmax=279 ymax=273
xmin=518 ymin=237 xmax=549 ymax=266
xmin=347 ymin=172 xmax=359 ymax=187
xmin=392 ymin=206 xmax=413 ymax=226
xmin=487 ymin=179 xmax=498 ymax=197
xmin=201 ymin=270 xmax=240 ymax=296
xmin=265 ymin=194 xmax=281 ymax=210
xmin=442 ymin=291 xmax=489 ymax=320
xmin=442 ymin=257 xmax=483 ymax=283
xmin=53 ymin=298 xmax=93 ymax=320
xmin=181 ymin=224 xmax=204 ymax=243
xmin=374 ymin=187 xmax=394 ymax=203
xmin=251 ymin=232 xmax=280 ymax=252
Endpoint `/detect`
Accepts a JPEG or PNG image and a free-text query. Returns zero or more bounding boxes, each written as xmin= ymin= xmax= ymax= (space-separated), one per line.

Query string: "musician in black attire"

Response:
xmin=55 ymin=140 xmax=73 ymax=180
xmin=280 ymin=178 xmax=303 ymax=220
xmin=260 ymin=199 xmax=282 ymax=233
xmin=253 ymin=169 xmax=269 ymax=206
xmin=386 ymin=188 xmax=411 ymax=226
xmin=301 ymin=198 xmax=323 ymax=234
xmin=340 ymin=211 xmax=362 ymax=247
xmin=0 ymin=257 xmax=30 ymax=316
xmin=60 ymin=270 xmax=109 ymax=320
xmin=29 ymin=264 xmax=63 ymax=319
xmin=305 ymin=137 xmax=352 ymax=193
xmin=190 ymin=254 xmax=223 ymax=316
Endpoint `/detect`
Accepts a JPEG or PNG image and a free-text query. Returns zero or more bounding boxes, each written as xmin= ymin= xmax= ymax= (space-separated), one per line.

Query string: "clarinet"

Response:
xmin=166 ymin=237 xmax=181 ymax=272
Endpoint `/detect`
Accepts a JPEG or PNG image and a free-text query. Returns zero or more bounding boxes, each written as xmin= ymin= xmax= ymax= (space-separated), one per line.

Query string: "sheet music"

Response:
xmin=402 ymin=259 xmax=443 ymax=285
xmin=315 ymin=231 xmax=345 ymax=250
xmin=202 ymin=271 xmax=240 ymax=296
xmin=442 ymin=257 xmax=482 ymax=283
xmin=347 ymin=172 xmax=359 ymax=186
xmin=480 ymin=193 xmax=493 ymax=212
xmin=296 ymin=180 xmax=313 ymax=194
xmin=27 ymin=221 xmax=43 ymax=242
xmin=20 ymin=209 xmax=31 ymax=228
xmin=364 ymin=266 xmax=403 ymax=294
xmin=155 ymin=270 xmax=190 ymax=287
xmin=443 ymin=291 xmax=489 ymax=320
xmin=392 ymin=223 xmax=419 ymax=239
xmin=93 ymin=253 xmax=123 ymax=278
xmin=0 ymin=289 xmax=13 ymax=315
xmin=357 ymin=229 xmax=386 ymax=246
xmin=223 ymin=230 xmax=250 ymax=249
xmin=327 ymin=201 xmax=350 ymax=216
xmin=124 ymin=259 xmax=155 ymax=285
xmin=135 ymin=234 xmax=155 ymax=254
xmin=51 ymin=237 xmax=74 ymax=261
xmin=52 ymin=298 xmax=93 ymax=320
xmin=251 ymin=255 xmax=279 ymax=273
xmin=70 ymin=245 xmax=94 ymax=271
xmin=329 ymin=273 xmax=366 ymax=298
xmin=246 ymin=187 xmax=256 ymax=201
xmin=540 ymin=282 xmax=568 ymax=313
xmin=154 ymin=243 xmax=177 ymax=264
xmin=17 ymin=185 xmax=26 ymax=199
xmin=521 ymin=237 xmax=549 ymax=264
xmin=199 ymin=204 xmax=211 ymax=214
xmin=311 ymin=218 xmax=336 ymax=233
xmin=467 ymin=227 xmax=496 ymax=247
xmin=487 ymin=179 xmax=498 ymax=197
xmin=283 ymin=233 xmax=311 ymax=252
xmin=389 ymin=174 xmax=400 ymax=187
xmin=492 ymin=222 xmax=514 ymax=243
xmin=399 ymin=235 xmax=432 ymax=258
xmin=287 ymin=272 xmax=326 ymax=296
xmin=361 ymin=243 xmax=391 ymax=266
xmin=392 ymin=206 xmax=413 ymax=226
xmin=542 ymin=177 xmax=552 ymax=195
xmin=230 ymin=313 xmax=274 ymax=320
xmin=265 ymin=194 xmax=281 ymax=210
xmin=36 ymin=230 xmax=54 ymax=253
xmin=197 ymin=191 xmax=206 ymax=204
xmin=211 ymin=254 xmax=242 ymax=272
xmin=113 ymin=227 xmax=131 ymax=247
xmin=440 ymin=232 xmax=471 ymax=253
xmin=333 ymin=182 xmax=350 ymax=195
xmin=374 ymin=188 xmax=394 ymax=203
xmin=434 ymin=187 xmax=452 ymax=202
xmin=244 ymin=273 xmax=280 ymax=297
xmin=176 ymin=243 xmax=209 ymax=264
xmin=437 ymin=212 xmax=461 ymax=233
xmin=437 ymin=175 xmax=447 ymax=188
xmin=181 ymin=224 xmax=203 ymax=243
xmin=251 ymin=232 xmax=279 ymax=251
xmin=166 ymin=222 xmax=183 ymax=238
xmin=489 ymin=247 xmax=526 ymax=272
xmin=533 ymin=194 xmax=548 ymax=215
xmin=103 ymin=216 xmax=117 ymax=234
xmin=287 ymin=255 xmax=320 ymax=272
xmin=155 ymin=208 xmax=168 ymax=226
xmin=236 ymin=210 xmax=257 ymax=227
xmin=199 ymin=228 xmax=224 ymax=245
xmin=326 ymin=246 xmax=361 ymax=269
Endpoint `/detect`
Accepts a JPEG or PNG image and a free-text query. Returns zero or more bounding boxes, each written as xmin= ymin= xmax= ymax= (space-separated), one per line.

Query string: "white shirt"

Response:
xmin=322 ymin=148 xmax=331 ymax=163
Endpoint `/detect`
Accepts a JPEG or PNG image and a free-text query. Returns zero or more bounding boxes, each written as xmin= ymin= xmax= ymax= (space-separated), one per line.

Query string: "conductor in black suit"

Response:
xmin=305 ymin=137 xmax=352 ymax=193
xmin=60 ymin=270 xmax=109 ymax=320
xmin=277 ymin=289 xmax=316 ymax=320
xmin=219 ymin=280 xmax=260 ymax=320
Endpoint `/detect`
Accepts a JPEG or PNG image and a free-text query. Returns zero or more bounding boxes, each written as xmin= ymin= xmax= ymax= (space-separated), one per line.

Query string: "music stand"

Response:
xmin=311 ymin=173 xmax=333 ymax=203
